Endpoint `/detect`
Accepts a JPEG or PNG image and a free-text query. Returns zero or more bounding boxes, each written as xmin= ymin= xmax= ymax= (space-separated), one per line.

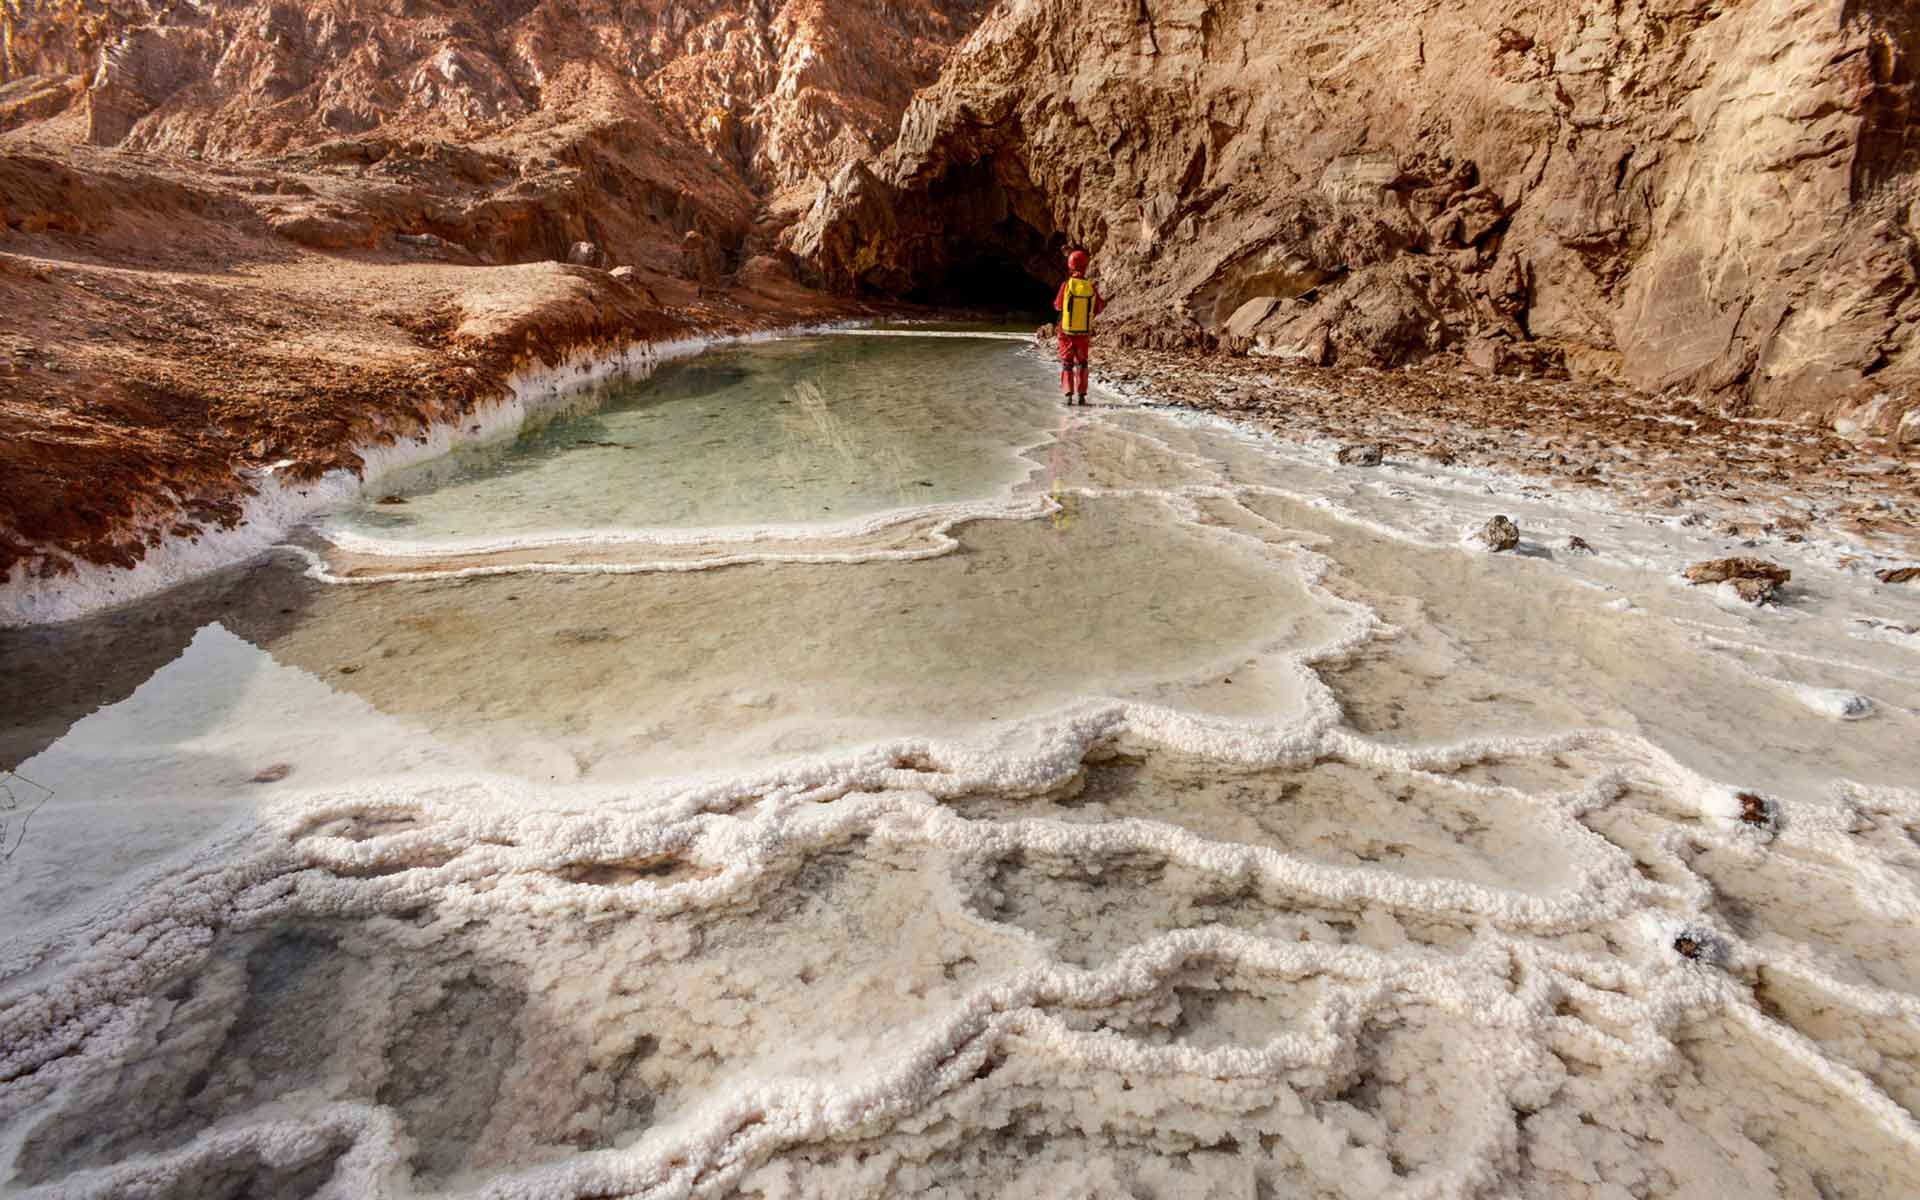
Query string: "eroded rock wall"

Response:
xmin=0 ymin=0 xmax=991 ymax=262
xmin=790 ymin=0 xmax=1920 ymax=424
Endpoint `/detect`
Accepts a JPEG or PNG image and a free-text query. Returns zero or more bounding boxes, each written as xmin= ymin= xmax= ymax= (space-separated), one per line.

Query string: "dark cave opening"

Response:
xmin=893 ymin=157 xmax=1068 ymax=320
xmin=903 ymin=239 xmax=1060 ymax=318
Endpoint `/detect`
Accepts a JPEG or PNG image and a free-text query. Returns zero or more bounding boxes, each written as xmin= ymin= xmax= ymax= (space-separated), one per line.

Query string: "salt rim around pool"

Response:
xmin=311 ymin=333 xmax=1065 ymax=562
xmin=4 ymin=336 xmax=1920 ymax=1197
xmin=0 ymin=323 xmax=878 ymax=628
xmin=294 ymin=497 xmax=1054 ymax=584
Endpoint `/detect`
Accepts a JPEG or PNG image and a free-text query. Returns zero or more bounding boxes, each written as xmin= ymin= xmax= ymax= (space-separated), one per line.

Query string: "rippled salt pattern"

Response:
xmin=4 ymin=334 xmax=1920 ymax=1198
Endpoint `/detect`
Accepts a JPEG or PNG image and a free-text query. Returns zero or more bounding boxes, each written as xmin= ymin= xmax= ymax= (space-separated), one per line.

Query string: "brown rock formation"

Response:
xmin=1684 ymin=557 xmax=1793 ymax=588
xmin=790 ymin=0 xmax=1920 ymax=430
xmin=0 ymin=0 xmax=984 ymax=183
xmin=1470 ymin=515 xmax=1522 ymax=553
xmin=3 ymin=0 xmax=991 ymax=265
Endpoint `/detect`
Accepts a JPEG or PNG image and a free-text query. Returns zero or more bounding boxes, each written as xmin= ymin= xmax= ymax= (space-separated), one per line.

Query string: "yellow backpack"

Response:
xmin=1061 ymin=276 xmax=1097 ymax=334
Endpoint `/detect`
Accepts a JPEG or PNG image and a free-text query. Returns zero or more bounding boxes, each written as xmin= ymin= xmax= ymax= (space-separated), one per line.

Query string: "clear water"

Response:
xmin=4 ymin=334 xmax=1920 ymax=1199
xmin=330 ymin=335 xmax=1059 ymax=548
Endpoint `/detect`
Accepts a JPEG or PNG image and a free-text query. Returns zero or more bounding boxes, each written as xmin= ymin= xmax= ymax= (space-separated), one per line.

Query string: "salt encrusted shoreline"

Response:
xmin=0 ymin=327 xmax=839 ymax=628
xmin=9 ymin=325 xmax=1915 ymax=628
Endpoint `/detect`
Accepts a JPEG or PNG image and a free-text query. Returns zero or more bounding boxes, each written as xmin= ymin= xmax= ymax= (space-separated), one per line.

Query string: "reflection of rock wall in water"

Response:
xmin=789 ymin=0 xmax=1920 ymax=429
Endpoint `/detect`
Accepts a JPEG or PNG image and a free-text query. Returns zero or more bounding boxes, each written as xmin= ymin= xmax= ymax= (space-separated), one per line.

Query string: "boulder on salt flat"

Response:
xmin=1470 ymin=515 xmax=1520 ymax=552
xmin=1684 ymin=556 xmax=1790 ymax=604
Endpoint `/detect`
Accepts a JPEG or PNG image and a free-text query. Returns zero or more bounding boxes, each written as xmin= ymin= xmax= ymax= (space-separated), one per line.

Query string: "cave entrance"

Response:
xmin=904 ymin=240 xmax=1058 ymax=318
xmin=896 ymin=157 xmax=1065 ymax=321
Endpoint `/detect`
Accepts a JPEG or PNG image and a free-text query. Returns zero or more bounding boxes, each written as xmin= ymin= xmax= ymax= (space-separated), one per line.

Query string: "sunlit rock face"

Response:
xmin=0 ymin=0 xmax=993 ymax=258
xmin=790 ymin=0 xmax=1920 ymax=427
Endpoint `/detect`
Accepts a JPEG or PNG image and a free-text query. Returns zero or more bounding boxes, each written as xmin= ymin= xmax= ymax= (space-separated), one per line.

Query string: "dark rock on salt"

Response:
xmin=1471 ymin=515 xmax=1520 ymax=552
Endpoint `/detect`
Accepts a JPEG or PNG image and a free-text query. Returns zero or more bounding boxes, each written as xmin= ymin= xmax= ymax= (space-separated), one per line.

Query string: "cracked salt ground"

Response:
xmin=4 ymin=333 xmax=1920 ymax=1197
xmin=8 ymin=842 xmax=1027 ymax=1192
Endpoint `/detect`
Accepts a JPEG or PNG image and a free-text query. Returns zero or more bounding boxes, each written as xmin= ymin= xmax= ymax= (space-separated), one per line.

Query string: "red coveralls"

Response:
xmin=1054 ymin=274 xmax=1105 ymax=399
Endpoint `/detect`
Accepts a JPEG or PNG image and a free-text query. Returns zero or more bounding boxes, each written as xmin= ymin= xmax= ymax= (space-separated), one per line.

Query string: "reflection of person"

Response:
xmin=1044 ymin=402 xmax=1080 ymax=533
xmin=1053 ymin=249 xmax=1106 ymax=406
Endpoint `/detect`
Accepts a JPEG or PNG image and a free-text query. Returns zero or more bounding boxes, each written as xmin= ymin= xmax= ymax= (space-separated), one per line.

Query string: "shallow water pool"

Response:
xmin=330 ymin=334 xmax=1060 ymax=549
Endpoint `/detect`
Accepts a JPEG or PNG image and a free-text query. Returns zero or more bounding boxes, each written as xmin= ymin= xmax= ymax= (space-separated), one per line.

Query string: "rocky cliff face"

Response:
xmin=789 ymin=0 xmax=1920 ymax=428
xmin=2 ymin=0 xmax=989 ymax=267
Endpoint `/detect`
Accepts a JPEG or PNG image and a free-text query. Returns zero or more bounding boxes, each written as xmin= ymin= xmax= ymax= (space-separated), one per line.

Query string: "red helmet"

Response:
xmin=1066 ymin=249 xmax=1089 ymax=272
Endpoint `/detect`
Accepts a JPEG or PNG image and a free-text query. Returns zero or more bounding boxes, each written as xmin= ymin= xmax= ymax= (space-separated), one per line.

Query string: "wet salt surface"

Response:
xmin=272 ymin=495 xmax=1330 ymax=782
xmin=3 ymin=334 xmax=1920 ymax=1197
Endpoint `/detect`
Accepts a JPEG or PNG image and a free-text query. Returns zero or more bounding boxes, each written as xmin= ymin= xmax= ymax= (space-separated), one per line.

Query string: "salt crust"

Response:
xmin=9 ymin=709 xmax=1920 ymax=1196
xmin=5 ymin=347 xmax=1920 ymax=1195
xmin=289 ymin=496 xmax=1057 ymax=586
xmin=7 ymin=594 xmax=1919 ymax=1195
xmin=1102 ymin=380 xmax=1920 ymax=588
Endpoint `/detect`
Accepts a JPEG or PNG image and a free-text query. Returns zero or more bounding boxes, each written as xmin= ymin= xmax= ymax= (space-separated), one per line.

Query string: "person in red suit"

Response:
xmin=1053 ymin=248 xmax=1105 ymax=405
